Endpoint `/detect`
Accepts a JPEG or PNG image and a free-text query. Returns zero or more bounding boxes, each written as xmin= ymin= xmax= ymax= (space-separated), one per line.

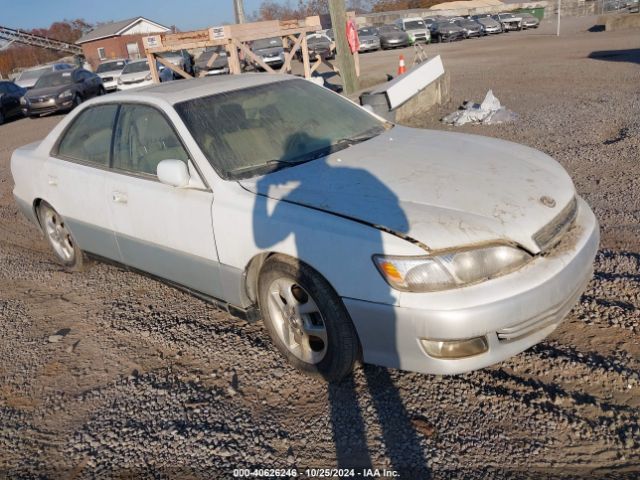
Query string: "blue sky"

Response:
xmin=4 ymin=0 xmax=270 ymax=31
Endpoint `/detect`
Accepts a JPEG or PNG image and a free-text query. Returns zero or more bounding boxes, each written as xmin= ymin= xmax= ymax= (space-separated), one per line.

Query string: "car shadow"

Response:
xmin=588 ymin=48 xmax=640 ymax=65
xmin=252 ymin=132 xmax=431 ymax=475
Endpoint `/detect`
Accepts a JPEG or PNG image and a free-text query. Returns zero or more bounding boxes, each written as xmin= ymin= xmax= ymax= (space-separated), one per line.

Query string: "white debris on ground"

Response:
xmin=442 ymin=90 xmax=517 ymax=126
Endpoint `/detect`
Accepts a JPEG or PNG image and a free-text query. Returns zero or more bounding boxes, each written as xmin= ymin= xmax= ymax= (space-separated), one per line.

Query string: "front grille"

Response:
xmin=533 ymin=197 xmax=578 ymax=251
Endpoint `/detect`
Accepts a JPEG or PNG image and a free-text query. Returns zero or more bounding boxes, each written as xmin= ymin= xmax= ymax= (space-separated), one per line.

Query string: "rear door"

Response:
xmin=103 ymin=103 xmax=224 ymax=297
xmin=45 ymin=104 xmax=120 ymax=260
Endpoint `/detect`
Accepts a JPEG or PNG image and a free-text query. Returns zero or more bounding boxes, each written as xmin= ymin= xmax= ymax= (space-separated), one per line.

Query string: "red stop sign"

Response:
xmin=346 ymin=19 xmax=359 ymax=54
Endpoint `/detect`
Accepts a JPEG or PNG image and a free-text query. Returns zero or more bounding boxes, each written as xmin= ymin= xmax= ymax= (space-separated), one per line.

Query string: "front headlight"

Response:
xmin=58 ymin=90 xmax=73 ymax=99
xmin=373 ymin=244 xmax=532 ymax=292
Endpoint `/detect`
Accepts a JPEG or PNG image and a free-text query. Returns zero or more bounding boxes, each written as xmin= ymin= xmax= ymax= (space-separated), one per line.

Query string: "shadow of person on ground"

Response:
xmin=252 ymin=132 xmax=430 ymax=477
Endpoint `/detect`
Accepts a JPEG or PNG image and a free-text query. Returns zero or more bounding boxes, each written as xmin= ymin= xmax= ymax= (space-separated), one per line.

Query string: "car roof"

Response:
xmin=101 ymin=73 xmax=294 ymax=105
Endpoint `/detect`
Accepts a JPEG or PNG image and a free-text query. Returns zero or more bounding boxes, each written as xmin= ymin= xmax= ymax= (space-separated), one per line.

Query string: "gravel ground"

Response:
xmin=1 ymin=16 xmax=639 ymax=479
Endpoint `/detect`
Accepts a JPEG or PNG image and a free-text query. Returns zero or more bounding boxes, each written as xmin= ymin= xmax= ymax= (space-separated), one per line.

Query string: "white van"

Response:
xmin=394 ymin=17 xmax=431 ymax=43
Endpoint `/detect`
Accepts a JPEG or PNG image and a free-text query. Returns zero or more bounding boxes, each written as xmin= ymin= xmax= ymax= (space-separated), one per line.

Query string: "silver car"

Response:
xmin=358 ymin=27 xmax=381 ymax=52
xmin=520 ymin=13 xmax=541 ymax=28
xmin=95 ymin=59 xmax=128 ymax=92
xmin=11 ymin=75 xmax=598 ymax=381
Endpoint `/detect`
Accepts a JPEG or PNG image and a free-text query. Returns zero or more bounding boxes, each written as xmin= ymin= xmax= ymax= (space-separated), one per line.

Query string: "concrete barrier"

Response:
xmin=599 ymin=13 xmax=640 ymax=31
xmin=355 ymin=55 xmax=450 ymax=124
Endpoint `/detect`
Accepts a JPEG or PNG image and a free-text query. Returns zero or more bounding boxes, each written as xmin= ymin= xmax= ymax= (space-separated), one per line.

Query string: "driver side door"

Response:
xmin=103 ymin=103 xmax=224 ymax=298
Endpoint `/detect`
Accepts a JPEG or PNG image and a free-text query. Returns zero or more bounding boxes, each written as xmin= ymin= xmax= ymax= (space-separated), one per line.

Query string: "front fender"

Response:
xmin=211 ymin=180 xmax=424 ymax=306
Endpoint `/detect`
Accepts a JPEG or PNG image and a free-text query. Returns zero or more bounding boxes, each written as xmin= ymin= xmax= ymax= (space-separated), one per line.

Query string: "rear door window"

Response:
xmin=56 ymin=105 xmax=119 ymax=166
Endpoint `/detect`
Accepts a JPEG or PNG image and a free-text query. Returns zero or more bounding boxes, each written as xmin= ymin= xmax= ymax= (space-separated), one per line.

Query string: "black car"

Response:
xmin=195 ymin=47 xmax=230 ymax=76
xmin=377 ymin=24 xmax=411 ymax=50
xmin=22 ymin=68 xmax=104 ymax=118
xmin=298 ymin=34 xmax=335 ymax=61
xmin=0 ymin=81 xmax=27 ymax=125
xmin=430 ymin=21 xmax=466 ymax=43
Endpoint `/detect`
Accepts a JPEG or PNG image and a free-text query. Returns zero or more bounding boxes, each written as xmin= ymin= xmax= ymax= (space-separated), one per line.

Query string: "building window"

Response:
xmin=126 ymin=42 xmax=141 ymax=60
xmin=97 ymin=47 xmax=106 ymax=60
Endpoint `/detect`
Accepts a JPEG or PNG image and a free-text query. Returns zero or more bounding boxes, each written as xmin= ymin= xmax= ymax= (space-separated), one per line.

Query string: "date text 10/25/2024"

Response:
xmin=233 ymin=468 xmax=399 ymax=478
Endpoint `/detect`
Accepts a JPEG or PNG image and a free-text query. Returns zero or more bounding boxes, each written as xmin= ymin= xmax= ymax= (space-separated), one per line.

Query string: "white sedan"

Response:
xmin=11 ymin=75 xmax=599 ymax=381
xmin=117 ymin=58 xmax=173 ymax=91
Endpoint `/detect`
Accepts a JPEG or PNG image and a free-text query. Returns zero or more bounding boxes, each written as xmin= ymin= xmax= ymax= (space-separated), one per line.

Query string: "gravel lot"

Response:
xmin=1 ymin=15 xmax=639 ymax=479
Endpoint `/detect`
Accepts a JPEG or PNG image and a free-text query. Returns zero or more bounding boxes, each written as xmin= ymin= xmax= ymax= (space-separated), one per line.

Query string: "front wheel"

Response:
xmin=258 ymin=255 xmax=360 ymax=382
xmin=37 ymin=202 xmax=84 ymax=271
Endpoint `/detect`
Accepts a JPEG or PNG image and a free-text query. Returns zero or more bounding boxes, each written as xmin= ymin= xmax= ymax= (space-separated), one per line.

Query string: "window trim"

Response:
xmin=97 ymin=47 xmax=106 ymax=61
xmin=50 ymin=101 xmax=210 ymax=191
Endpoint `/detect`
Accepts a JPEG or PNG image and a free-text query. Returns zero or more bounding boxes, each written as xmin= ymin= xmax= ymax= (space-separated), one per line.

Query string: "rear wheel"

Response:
xmin=37 ymin=202 xmax=83 ymax=271
xmin=258 ymin=255 xmax=359 ymax=382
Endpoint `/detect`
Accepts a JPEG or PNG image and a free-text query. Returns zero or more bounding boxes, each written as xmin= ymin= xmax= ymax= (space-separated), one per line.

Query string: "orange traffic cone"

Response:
xmin=397 ymin=54 xmax=406 ymax=75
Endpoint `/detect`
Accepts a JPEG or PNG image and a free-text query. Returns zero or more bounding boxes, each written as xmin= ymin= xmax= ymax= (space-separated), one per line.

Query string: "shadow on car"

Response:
xmin=252 ymin=132 xmax=432 ymax=476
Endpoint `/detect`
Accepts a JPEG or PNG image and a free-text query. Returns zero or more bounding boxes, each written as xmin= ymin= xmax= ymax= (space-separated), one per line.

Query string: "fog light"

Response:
xmin=421 ymin=336 xmax=489 ymax=359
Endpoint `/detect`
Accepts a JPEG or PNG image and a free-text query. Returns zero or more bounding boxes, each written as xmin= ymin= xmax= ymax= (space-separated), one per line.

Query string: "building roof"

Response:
xmin=76 ymin=17 xmax=170 ymax=44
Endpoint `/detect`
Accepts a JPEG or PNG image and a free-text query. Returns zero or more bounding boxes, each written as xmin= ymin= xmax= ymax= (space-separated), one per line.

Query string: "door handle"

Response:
xmin=47 ymin=175 xmax=58 ymax=186
xmin=112 ymin=191 xmax=128 ymax=204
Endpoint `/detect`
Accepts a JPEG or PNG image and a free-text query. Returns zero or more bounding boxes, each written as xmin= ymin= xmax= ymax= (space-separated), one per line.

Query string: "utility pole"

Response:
xmin=557 ymin=0 xmax=561 ymax=36
xmin=233 ymin=0 xmax=246 ymax=24
xmin=328 ymin=0 xmax=359 ymax=95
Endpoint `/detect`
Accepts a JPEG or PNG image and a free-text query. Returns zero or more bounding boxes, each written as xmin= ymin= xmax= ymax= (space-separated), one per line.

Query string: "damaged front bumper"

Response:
xmin=344 ymin=196 xmax=599 ymax=375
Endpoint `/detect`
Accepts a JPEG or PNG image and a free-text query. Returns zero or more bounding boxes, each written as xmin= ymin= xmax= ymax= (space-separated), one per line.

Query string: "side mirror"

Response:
xmin=157 ymin=159 xmax=190 ymax=187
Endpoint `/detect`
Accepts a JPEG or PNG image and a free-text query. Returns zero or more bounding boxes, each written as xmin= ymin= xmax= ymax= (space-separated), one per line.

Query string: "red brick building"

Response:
xmin=76 ymin=17 xmax=171 ymax=69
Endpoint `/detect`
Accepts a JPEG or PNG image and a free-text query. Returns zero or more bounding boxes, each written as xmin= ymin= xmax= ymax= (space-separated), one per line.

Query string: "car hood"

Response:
xmin=98 ymin=70 xmax=123 ymax=78
xmin=120 ymin=71 xmax=149 ymax=82
xmin=25 ymin=85 xmax=70 ymax=98
xmin=239 ymin=126 xmax=575 ymax=253
xmin=254 ymin=46 xmax=284 ymax=56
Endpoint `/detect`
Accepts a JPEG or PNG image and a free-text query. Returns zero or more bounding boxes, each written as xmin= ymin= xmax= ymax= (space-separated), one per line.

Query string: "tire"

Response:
xmin=258 ymin=255 xmax=359 ymax=382
xmin=72 ymin=94 xmax=82 ymax=108
xmin=37 ymin=201 xmax=84 ymax=271
xmin=0 ymin=109 xmax=4 ymax=125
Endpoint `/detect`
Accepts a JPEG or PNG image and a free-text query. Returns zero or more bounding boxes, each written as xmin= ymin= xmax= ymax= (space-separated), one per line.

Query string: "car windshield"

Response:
xmin=122 ymin=61 xmax=150 ymax=74
xmin=19 ymin=68 xmax=49 ymax=81
xmin=175 ymin=79 xmax=387 ymax=180
xmin=404 ymin=20 xmax=425 ymax=29
xmin=34 ymin=71 xmax=73 ymax=88
xmin=307 ymin=36 xmax=329 ymax=45
xmin=96 ymin=61 xmax=125 ymax=73
xmin=358 ymin=27 xmax=377 ymax=36
xmin=252 ymin=37 xmax=281 ymax=50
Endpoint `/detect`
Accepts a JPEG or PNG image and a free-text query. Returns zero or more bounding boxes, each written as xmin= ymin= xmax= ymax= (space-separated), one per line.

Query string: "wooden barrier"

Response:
xmin=142 ymin=17 xmax=324 ymax=82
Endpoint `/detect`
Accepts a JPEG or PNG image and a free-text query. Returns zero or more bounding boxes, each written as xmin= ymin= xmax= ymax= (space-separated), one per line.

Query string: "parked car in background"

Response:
xmin=471 ymin=15 xmax=503 ymax=34
xmin=430 ymin=21 xmax=466 ymax=42
xmin=11 ymin=75 xmax=599 ymax=381
xmin=423 ymin=16 xmax=445 ymax=29
xmin=117 ymin=59 xmax=173 ymax=90
xmin=22 ymin=68 xmax=103 ymax=117
xmin=14 ymin=63 xmax=74 ymax=90
xmin=520 ymin=12 xmax=541 ymax=28
xmin=157 ymin=50 xmax=194 ymax=77
xmin=357 ymin=27 xmax=381 ymax=52
xmin=251 ymin=37 xmax=286 ymax=69
xmin=95 ymin=59 xmax=128 ymax=92
xmin=195 ymin=47 xmax=229 ymax=76
xmin=378 ymin=24 xmax=411 ymax=49
xmin=454 ymin=19 xmax=484 ymax=38
xmin=395 ymin=17 xmax=431 ymax=43
xmin=0 ymin=81 xmax=26 ymax=124
xmin=302 ymin=34 xmax=335 ymax=60
xmin=493 ymin=13 xmax=523 ymax=31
